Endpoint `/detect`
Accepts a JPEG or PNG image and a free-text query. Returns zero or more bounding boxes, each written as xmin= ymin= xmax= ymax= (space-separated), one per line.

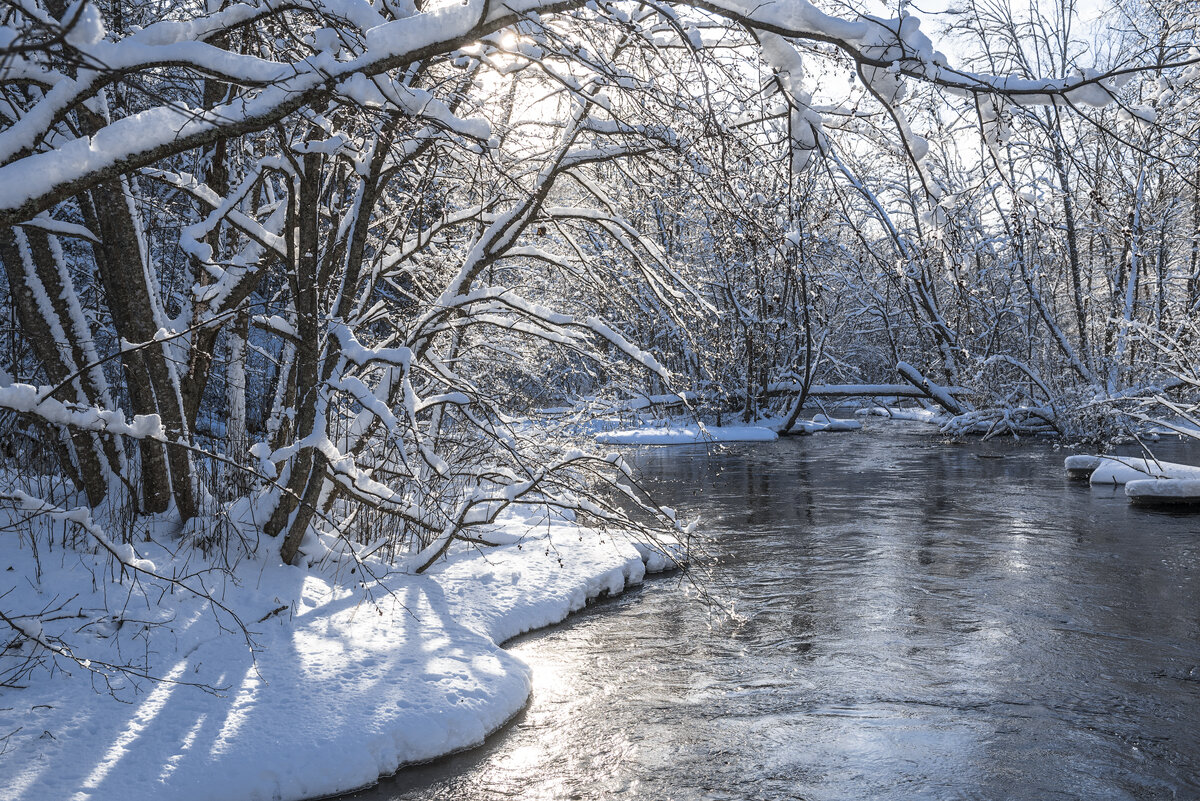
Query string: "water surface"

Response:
xmin=349 ymin=423 xmax=1200 ymax=800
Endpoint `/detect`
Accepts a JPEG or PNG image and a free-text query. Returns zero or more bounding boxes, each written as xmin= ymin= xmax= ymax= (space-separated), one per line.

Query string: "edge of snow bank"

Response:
xmin=1088 ymin=456 xmax=1200 ymax=485
xmin=0 ymin=524 xmax=683 ymax=801
xmin=1064 ymin=455 xmax=1103 ymax=471
xmin=1125 ymin=478 xmax=1200 ymax=502
xmin=777 ymin=413 xmax=863 ymax=435
xmin=596 ymin=424 xmax=778 ymax=445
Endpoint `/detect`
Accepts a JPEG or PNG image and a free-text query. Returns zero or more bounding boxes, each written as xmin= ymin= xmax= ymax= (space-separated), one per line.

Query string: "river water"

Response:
xmin=348 ymin=422 xmax=1200 ymax=800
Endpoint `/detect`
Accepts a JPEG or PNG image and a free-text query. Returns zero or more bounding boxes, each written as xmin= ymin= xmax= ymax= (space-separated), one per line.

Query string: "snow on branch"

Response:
xmin=0 ymin=383 xmax=167 ymax=440
xmin=0 ymin=0 xmax=1169 ymax=226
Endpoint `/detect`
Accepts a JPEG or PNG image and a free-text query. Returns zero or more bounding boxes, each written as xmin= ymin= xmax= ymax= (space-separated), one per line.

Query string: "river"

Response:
xmin=347 ymin=422 xmax=1200 ymax=800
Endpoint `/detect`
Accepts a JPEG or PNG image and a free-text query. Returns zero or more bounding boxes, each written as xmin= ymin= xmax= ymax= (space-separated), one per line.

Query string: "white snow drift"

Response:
xmin=1125 ymin=478 xmax=1200 ymax=503
xmin=1087 ymin=456 xmax=1200 ymax=485
xmin=0 ymin=513 xmax=682 ymax=801
xmin=596 ymin=424 xmax=779 ymax=445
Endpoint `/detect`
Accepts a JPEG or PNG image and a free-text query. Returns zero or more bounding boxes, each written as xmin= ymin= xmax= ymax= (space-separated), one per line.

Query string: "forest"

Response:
xmin=0 ymin=0 xmax=1198 ymax=796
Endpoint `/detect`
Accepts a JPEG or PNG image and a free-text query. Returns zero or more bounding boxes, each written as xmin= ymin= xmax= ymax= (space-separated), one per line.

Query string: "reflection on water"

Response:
xmin=348 ymin=423 xmax=1200 ymax=801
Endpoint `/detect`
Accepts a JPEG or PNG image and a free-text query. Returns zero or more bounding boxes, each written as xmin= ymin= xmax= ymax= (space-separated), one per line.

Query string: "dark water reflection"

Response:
xmin=349 ymin=423 xmax=1200 ymax=801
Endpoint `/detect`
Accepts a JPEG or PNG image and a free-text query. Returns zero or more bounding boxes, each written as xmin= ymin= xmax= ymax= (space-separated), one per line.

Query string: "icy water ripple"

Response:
xmin=348 ymin=423 xmax=1200 ymax=801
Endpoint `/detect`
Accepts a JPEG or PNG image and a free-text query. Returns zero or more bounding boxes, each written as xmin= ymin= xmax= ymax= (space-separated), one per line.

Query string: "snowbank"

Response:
xmin=588 ymin=414 xmax=862 ymax=444
xmin=596 ymin=424 xmax=778 ymax=444
xmin=0 ymin=516 xmax=681 ymax=801
xmin=855 ymin=406 xmax=943 ymax=424
xmin=1064 ymin=454 xmax=1103 ymax=479
xmin=1088 ymin=456 xmax=1200 ymax=485
xmin=784 ymin=413 xmax=863 ymax=434
xmin=1064 ymin=454 xmax=1102 ymax=471
xmin=1126 ymin=478 xmax=1200 ymax=505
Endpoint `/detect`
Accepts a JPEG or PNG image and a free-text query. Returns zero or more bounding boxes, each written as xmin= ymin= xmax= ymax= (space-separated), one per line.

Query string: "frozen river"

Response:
xmin=348 ymin=423 xmax=1200 ymax=800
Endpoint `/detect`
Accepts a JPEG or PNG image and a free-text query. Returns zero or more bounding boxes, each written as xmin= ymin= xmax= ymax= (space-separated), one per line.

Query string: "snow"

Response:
xmin=0 ymin=382 xmax=167 ymax=441
xmin=758 ymin=32 xmax=825 ymax=171
xmin=1125 ymin=478 xmax=1200 ymax=502
xmin=855 ymin=406 xmax=943 ymax=423
xmin=897 ymin=361 xmax=963 ymax=414
xmin=767 ymin=381 xmax=973 ymax=399
xmin=0 ymin=510 xmax=681 ymax=801
xmin=1088 ymin=456 xmax=1200 ymax=485
xmin=17 ymin=215 xmax=98 ymax=242
xmin=782 ymin=413 xmax=862 ymax=434
xmin=1064 ymin=454 xmax=1103 ymax=479
xmin=596 ymin=424 xmax=779 ymax=444
xmin=1064 ymin=455 xmax=1103 ymax=471
xmin=63 ymin=1 xmax=106 ymax=47
xmin=631 ymin=539 xmax=689 ymax=573
xmin=1143 ymin=420 xmax=1200 ymax=439
xmin=598 ymin=392 xmax=696 ymax=413
xmin=329 ymin=321 xmax=412 ymax=368
xmin=0 ymin=0 xmax=1135 ymax=228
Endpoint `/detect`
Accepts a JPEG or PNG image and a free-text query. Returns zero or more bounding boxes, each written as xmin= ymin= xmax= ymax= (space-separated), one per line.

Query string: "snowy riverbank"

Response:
xmin=0 ymin=513 xmax=681 ymax=801
xmin=596 ymin=423 xmax=779 ymax=444
xmin=593 ymin=414 xmax=862 ymax=445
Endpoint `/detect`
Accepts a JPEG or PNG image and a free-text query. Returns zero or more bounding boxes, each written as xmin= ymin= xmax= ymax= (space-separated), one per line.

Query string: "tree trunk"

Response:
xmin=81 ymin=184 xmax=196 ymax=518
xmin=0 ymin=227 xmax=111 ymax=506
xmin=266 ymin=151 xmax=327 ymax=565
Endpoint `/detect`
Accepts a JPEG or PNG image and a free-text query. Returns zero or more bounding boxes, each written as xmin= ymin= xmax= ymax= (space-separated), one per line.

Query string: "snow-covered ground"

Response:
xmin=593 ymin=413 xmax=866 ymax=445
xmin=0 ymin=512 xmax=681 ymax=801
xmin=776 ymin=413 xmax=863 ymax=434
xmin=596 ymin=424 xmax=779 ymax=444
xmin=855 ymin=406 xmax=943 ymax=424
